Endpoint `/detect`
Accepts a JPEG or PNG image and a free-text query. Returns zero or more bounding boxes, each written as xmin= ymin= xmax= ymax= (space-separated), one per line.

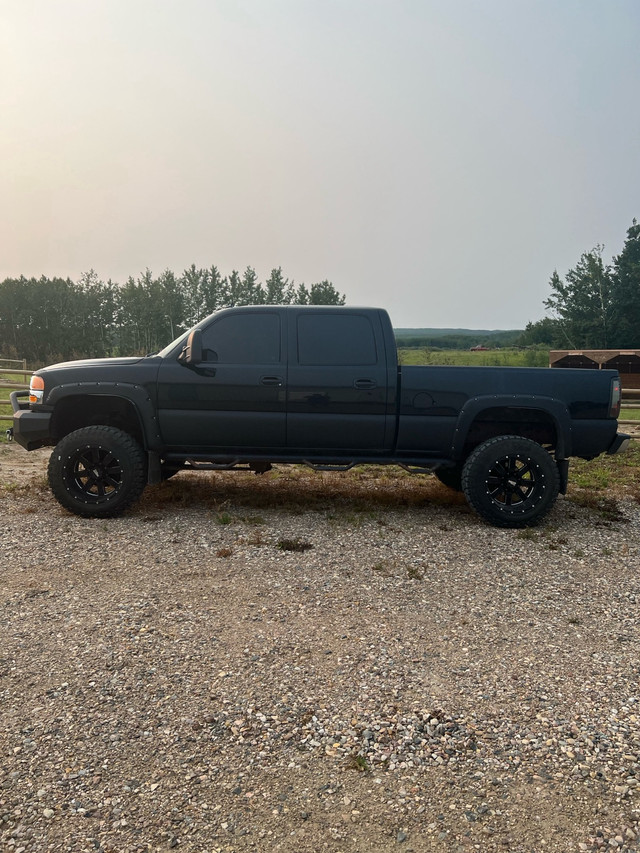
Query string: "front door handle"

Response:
xmin=354 ymin=379 xmax=377 ymax=390
xmin=261 ymin=376 xmax=283 ymax=386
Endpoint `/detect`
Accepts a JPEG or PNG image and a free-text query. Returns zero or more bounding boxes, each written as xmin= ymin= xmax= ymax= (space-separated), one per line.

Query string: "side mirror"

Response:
xmin=183 ymin=328 xmax=203 ymax=364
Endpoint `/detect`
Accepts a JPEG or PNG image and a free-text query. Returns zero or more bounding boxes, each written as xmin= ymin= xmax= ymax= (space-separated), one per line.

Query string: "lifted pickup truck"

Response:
xmin=10 ymin=305 xmax=629 ymax=527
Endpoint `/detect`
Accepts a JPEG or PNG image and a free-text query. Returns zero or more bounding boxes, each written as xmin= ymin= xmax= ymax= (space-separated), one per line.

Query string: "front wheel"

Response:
xmin=461 ymin=435 xmax=560 ymax=528
xmin=48 ymin=426 xmax=147 ymax=517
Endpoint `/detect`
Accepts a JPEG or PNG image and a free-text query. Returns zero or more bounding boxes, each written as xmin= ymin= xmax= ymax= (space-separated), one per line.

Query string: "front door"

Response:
xmin=157 ymin=309 xmax=286 ymax=451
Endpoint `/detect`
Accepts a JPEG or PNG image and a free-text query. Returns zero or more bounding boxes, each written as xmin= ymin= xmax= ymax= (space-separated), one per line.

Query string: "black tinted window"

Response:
xmin=297 ymin=314 xmax=377 ymax=366
xmin=201 ymin=313 xmax=281 ymax=364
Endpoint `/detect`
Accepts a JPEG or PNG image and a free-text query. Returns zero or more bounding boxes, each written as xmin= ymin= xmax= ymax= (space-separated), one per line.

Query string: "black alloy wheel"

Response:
xmin=68 ymin=445 xmax=123 ymax=499
xmin=48 ymin=426 xmax=147 ymax=517
xmin=461 ymin=435 xmax=560 ymax=528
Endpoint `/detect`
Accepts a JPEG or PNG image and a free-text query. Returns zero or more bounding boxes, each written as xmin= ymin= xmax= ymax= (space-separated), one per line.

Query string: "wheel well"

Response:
xmin=51 ymin=395 xmax=145 ymax=447
xmin=462 ymin=407 xmax=557 ymax=458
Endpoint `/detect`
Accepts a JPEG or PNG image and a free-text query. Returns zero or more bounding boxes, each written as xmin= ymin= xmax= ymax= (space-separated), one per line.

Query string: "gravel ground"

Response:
xmin=2 ymin=443 xmax=640 ymax=853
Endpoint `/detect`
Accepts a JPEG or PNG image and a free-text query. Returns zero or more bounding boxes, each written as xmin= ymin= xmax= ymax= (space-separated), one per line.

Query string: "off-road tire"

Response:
xmin=461 ymin=435 xmax=560 ymax=528
xmin=48 ymin=426 xmax=147 ymax=518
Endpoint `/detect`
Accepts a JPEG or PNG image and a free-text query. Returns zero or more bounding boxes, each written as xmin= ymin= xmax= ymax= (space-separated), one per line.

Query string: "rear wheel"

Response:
xmin=461 ymin=435 xmax=560 ymax=528
xmin=48 ymin=426 xmax=147 ymax=517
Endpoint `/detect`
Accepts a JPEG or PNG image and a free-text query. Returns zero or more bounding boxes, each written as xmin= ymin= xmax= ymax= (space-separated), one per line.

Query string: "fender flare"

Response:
xmin=47 ymin=382 xmax=164 ymax=451
xmin=451 ymin=394 xmax=572 ymax=461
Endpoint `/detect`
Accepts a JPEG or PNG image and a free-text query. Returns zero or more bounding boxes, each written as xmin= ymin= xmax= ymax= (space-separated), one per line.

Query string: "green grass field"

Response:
xmin=398 ymin=347 xmax=550 ymax=367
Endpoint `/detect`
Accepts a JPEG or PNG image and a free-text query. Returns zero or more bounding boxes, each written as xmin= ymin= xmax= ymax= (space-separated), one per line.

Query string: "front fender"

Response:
xmin=47 ymin=382 xmax=163 ymax=451
xmin=451 ymin=395 xmax=572 ymax=460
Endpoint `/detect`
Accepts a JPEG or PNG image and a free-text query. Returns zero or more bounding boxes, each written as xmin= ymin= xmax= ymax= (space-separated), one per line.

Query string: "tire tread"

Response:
xmin=48 ymin=426 xmax=146 ymax=518
xmin=461 ymin=435 xmax=560 ymax=528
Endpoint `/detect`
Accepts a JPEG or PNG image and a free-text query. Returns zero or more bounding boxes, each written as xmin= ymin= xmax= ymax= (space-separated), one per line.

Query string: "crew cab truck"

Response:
xmin=10 ymin=305 xmax=630 ymax=528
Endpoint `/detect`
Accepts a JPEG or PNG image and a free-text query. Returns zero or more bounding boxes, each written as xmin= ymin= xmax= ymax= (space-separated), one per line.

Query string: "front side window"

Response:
xmin=201 ymin=313 xmax=281 ymax=364
xmin=297 ymin=314 xmax=377 ymax=366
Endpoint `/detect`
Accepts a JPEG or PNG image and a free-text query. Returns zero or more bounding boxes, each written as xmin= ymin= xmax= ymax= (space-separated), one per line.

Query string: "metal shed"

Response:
xmin=550 ymin=350 xmax=640 ymax=389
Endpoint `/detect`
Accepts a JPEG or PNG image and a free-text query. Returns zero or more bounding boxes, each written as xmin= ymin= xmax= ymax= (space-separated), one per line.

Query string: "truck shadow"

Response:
xmin=142 ymin=466 xmax=469 ymax=517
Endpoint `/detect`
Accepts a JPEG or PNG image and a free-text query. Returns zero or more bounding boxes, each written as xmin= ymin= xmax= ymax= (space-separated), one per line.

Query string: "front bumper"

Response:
xmin=607 ymin=433 xmax=631 ymax=455
xmin=10 ymin=390 xmax=52 ymax=450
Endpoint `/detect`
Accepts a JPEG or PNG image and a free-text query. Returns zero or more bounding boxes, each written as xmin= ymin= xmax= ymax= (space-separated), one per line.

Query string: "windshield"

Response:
xmin=157 ymin=309 xmax=230 ymax=358
xmin=157 ymin=329 xmax=191 ymax=358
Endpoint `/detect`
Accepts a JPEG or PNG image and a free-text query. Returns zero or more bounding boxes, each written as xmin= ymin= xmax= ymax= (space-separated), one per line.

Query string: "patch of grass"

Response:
xmin=620 ymin=408 xmax=640 ymax=421
xmin=347 ymin=753 xmax=370 ymax=772
xmin=326 ymin=510 xmax=367 ymax=527
xmin=243 ymin=529 xmax=269 ymax=546
xmin=546 ymin=535 xmax=568 ymax=551
xmin=216 ymin=547 xmax=233 ymax=558
xmin=372 ymin=559 xmax=396 ymax=577
xmin=240 ymin=514 xmax=265 ymax=526
xmin=571 ymin=467 xmax=611 ymax=490
xmin=567 ymin=616 xmax=582 ymax=626
xmin=407 ymin=565 xmax=424 ymax=581
xmin=0 ymin=475 xmax=49 ymax=496
xmin=570 ymin=443 xmax=640 ymax=492
xmin=277 ymin=538 xmax=313 ymax=553
xmin=566 ymin=493 xmax=627 ymax=524
xmin=216 ymin=511 xmax=233 ymax=525
xmin=516 ymin=528 xmax=538 ymax=541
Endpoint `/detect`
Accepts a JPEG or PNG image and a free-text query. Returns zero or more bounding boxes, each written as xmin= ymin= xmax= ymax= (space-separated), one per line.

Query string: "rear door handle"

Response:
xmin=354 ymin=379 xmax=377 ymax=390
xmin=261 ymin=376 xmax=283 ymax=386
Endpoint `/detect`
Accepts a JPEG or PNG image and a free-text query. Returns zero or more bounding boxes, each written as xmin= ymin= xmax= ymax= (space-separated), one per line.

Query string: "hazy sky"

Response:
xmin=2 ymin=0 xmax=639 ymax=329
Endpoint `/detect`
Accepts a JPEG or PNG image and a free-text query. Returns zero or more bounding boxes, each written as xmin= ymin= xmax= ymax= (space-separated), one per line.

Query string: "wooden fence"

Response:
xmin=2 ymin=369 xmax=640 ymax=437
xmin=0 ymin=358 xmax=26 ymax=371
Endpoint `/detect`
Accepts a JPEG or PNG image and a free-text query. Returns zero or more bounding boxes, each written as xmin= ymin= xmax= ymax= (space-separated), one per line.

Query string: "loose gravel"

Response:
xmin=2 ymin=444 xmax=640 ymax=852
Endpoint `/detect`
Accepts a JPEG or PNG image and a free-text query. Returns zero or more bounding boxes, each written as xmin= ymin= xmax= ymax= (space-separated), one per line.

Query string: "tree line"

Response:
xmin=520 ymin=219 xmax=640 ymax=349
xmin=396 ymin=330 xmax=521 ymax=349
xmin=0 ymin=265 xmax=345 ymax=364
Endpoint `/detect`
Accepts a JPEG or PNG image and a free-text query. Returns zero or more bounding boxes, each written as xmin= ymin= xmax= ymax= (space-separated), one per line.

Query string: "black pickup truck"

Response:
xmin=10 ymin=305 xmax=629 ymax=527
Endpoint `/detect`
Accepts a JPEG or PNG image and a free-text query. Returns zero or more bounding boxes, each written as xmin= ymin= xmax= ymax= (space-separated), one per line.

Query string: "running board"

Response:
xmin=161 ymin=453 xmax=445 ymax=475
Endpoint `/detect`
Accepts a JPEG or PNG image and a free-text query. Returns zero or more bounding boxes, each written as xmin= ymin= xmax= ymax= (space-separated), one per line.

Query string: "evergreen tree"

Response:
xmin=264 ymin=267 xmax=291 ymax=304
xmin=308 ymin=280 xmax=346 ymax=305
xmin=241 ymin=266 xmax=264 ymax=305
xmin=610 ymin=219 xmax=640 ymax=347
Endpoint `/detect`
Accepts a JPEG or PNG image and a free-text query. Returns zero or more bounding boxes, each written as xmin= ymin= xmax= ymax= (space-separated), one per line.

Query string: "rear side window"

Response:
xmin=297 ymin=314 xmax=377 ymax=366
xmin=201 ymin=313 xmax=281 ymax=363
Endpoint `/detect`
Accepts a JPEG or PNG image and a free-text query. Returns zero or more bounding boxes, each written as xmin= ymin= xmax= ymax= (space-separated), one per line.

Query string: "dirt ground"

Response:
xmin=2 ymin=441 xmax=640 ymax=853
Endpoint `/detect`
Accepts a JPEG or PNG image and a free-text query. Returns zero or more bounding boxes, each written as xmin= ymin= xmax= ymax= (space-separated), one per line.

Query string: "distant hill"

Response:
xmin=394 ymin=327 xmax=523 ymax=349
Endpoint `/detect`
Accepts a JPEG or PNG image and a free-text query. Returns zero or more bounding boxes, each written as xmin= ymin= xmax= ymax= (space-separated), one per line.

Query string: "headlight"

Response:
xmin=29 ymin=375 xmax=44 ymax=404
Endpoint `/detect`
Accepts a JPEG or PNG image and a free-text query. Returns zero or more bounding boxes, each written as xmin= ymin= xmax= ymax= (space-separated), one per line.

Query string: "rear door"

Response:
xmin=286 ymin=309 xmax=391 ymax=453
